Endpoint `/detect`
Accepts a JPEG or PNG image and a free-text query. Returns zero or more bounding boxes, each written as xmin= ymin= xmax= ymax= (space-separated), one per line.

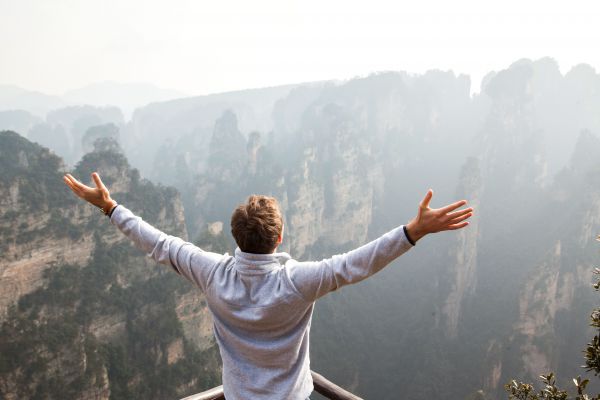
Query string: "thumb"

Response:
xmin=91 ymin=172 xmax=108 ymax=192
xmin=420 ymin=189 xmax=433 ymax=209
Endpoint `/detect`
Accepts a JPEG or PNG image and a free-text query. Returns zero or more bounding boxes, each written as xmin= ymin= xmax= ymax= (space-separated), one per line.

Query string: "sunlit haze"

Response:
xmin=1 ymin=0 xmax=599 ymax=96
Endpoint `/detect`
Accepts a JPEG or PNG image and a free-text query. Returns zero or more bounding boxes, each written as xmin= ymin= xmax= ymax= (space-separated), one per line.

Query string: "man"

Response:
xmin=63 ymin=172 xmax=473 ymax=400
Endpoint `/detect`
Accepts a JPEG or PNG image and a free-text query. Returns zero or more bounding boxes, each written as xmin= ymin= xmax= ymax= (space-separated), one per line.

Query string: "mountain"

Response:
xmin=0 ymin=110 xmax=42 ymax=137
xmin=63 ymin=82 xmax=187 ymax=119
xmin=0 ymin=85 xmax=66 ymax=118
xmin=0 ymin=82 xmax=314 ymax=172
xmin=2 ymin=57 xmax=600 ymax=399
xmin=124 ymin=82 xmax=308 ymax=180
xmin=28 ymin=105 xmax=126 ymax=166
xmin=0 ymin=132 xmax=220 ymax=400
xmin=0 ymin=82 xmax=186 ymax=121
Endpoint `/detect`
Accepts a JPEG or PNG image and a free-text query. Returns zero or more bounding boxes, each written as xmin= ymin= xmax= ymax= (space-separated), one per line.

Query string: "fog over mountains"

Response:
xmin=1 ymin=57 xmax=600 ymax=399
xmin=0 ymin=82 xmax=185 ymax=120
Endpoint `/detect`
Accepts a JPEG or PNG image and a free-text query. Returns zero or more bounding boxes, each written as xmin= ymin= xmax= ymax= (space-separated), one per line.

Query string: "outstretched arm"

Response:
xmin=288 ymin=189 xmax=473 ymax=301
xmin=63 ymin=172 xmax=222 ymax=291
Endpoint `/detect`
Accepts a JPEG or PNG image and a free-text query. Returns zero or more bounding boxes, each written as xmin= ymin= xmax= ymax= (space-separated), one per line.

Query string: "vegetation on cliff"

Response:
xmin=0 ymin=132 xmax=220 ymax=400
xmin=506 ymin=264 xmax=600 ymax=399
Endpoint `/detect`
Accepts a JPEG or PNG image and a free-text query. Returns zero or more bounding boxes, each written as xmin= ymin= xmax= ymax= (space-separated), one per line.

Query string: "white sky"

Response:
xmin=1 ymin=0 xmax=599 ymax=96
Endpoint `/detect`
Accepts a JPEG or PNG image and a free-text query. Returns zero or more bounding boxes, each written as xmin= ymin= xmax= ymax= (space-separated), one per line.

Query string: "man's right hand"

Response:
xmin=405 ymin=189 xmax=473 ymax=243
xmin=63 ymin=172 xmax=117 ymax=214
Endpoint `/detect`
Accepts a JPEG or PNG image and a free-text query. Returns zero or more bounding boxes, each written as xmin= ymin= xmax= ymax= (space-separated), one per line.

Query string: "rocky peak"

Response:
xmin=82 ymin=123 xmax=120 ymax=154
xmin=0 ymin=110 xmax=42 ymax=136
xmin=73 ymin=137 xmax=131 ymax=195
xmin=208 ymin=110 xmax=247 ymax=182
xmin=0 ymin=130 xmax=73 ymax=214
xmin=569 ymin=130 xmax=600 ymax=175
xmin=441 ymin=157 xmax=482 ymax=338
xmin=246 ymin=131 xmax=261 ymax=175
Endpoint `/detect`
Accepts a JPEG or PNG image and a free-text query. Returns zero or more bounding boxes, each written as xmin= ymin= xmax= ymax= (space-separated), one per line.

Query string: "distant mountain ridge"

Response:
xmin=63 ymin=81 xmax=187 ymax=119
xmin=0 ymin=81 xmax=186 ymax=119
xmin=0 ymin=85 xmax=66 ymax=117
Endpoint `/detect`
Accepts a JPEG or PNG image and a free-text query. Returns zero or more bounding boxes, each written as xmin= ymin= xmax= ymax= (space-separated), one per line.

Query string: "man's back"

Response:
xmin=110 ymin=205 xmax=414 ymax=399
xmin=207 ymin=250 xmax=314 ymax=399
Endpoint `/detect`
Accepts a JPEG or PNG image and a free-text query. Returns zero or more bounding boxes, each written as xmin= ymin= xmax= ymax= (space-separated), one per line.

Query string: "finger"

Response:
xmin=66 ymin=174 xmax=93 ymax=192
xmin=446 ymin=212 xmax=473 ymax=225
xmin=63 ymin=176 xmax=83 ymax=197
xmin=63 ymin=175 xmax=80 ymax=191
xmin=446 ymin=207 xmax=474 ymax=219
xmin=92 ymin=172 xmax=108 ymax=191
xmin=446 ymin=222 xmax=470 ymax=230
xmin=420 ymin=189 xmax=433 ymax=209
xmin=439 ymin=199 xmax=468 ymax=214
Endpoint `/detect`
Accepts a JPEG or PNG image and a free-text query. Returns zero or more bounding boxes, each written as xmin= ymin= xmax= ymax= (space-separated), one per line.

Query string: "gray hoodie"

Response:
xmin=111 ymin=205 xmax=413 ymax=400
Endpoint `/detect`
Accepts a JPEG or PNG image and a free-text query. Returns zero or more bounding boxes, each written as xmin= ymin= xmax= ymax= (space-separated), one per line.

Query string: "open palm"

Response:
xmin=63 ymin=172 xmax=116 ymax=214
xmin=406 ymin=189 xmax=473 ymax=243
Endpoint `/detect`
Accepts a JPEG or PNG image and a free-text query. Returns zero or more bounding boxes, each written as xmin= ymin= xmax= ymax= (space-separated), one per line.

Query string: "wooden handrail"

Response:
xmin=180 ymin=385 xmax=224 ymax=400
xmin=311 ymin=371 xmax=363 ymax=400
xmin=179 ymin=370 xmax=363 ymax=400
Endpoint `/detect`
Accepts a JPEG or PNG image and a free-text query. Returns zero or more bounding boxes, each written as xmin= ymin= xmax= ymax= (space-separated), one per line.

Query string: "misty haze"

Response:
xmin=1 ymin=55 xmax=600 ymax=399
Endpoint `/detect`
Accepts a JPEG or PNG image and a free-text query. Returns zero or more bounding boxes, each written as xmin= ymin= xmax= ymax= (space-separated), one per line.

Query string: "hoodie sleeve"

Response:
xmin=287 ymin=226 xmax=414 ymax=301
xmin=109 ymin=205 xmax=224 ymax=291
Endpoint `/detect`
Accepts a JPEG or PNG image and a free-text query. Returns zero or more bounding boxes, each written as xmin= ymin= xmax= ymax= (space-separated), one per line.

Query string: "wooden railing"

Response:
xmin=180 ymin=370 xmax=363 ymax=400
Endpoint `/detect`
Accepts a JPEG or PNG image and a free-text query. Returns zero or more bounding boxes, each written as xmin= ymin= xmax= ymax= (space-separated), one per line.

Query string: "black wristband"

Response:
xmin=107 ymin=204 xmax=119 ymax=218
xmin=403 ymin=225 xmax=416 ymax=246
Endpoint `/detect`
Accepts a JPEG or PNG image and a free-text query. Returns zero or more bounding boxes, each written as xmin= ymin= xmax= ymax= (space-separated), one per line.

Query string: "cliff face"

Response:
xmin=0 ymin=131 xmax=83 ymax=318
xmin=440 ymin=157 xmax=482 ymax=338
xmin=488 ymin=130 xmax=600 ymax=393
xmin=285 ymin=103 xmax=376 ymax=257
xmin=451 ymin=61 xmax=600 ymax=398
xmin=0 ymin=132 xmax=219 ymax=400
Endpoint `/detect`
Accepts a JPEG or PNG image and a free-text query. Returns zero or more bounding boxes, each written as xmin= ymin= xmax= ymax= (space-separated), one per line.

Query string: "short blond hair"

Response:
xmin=230 ymin=195 xmax=283 ymax=254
